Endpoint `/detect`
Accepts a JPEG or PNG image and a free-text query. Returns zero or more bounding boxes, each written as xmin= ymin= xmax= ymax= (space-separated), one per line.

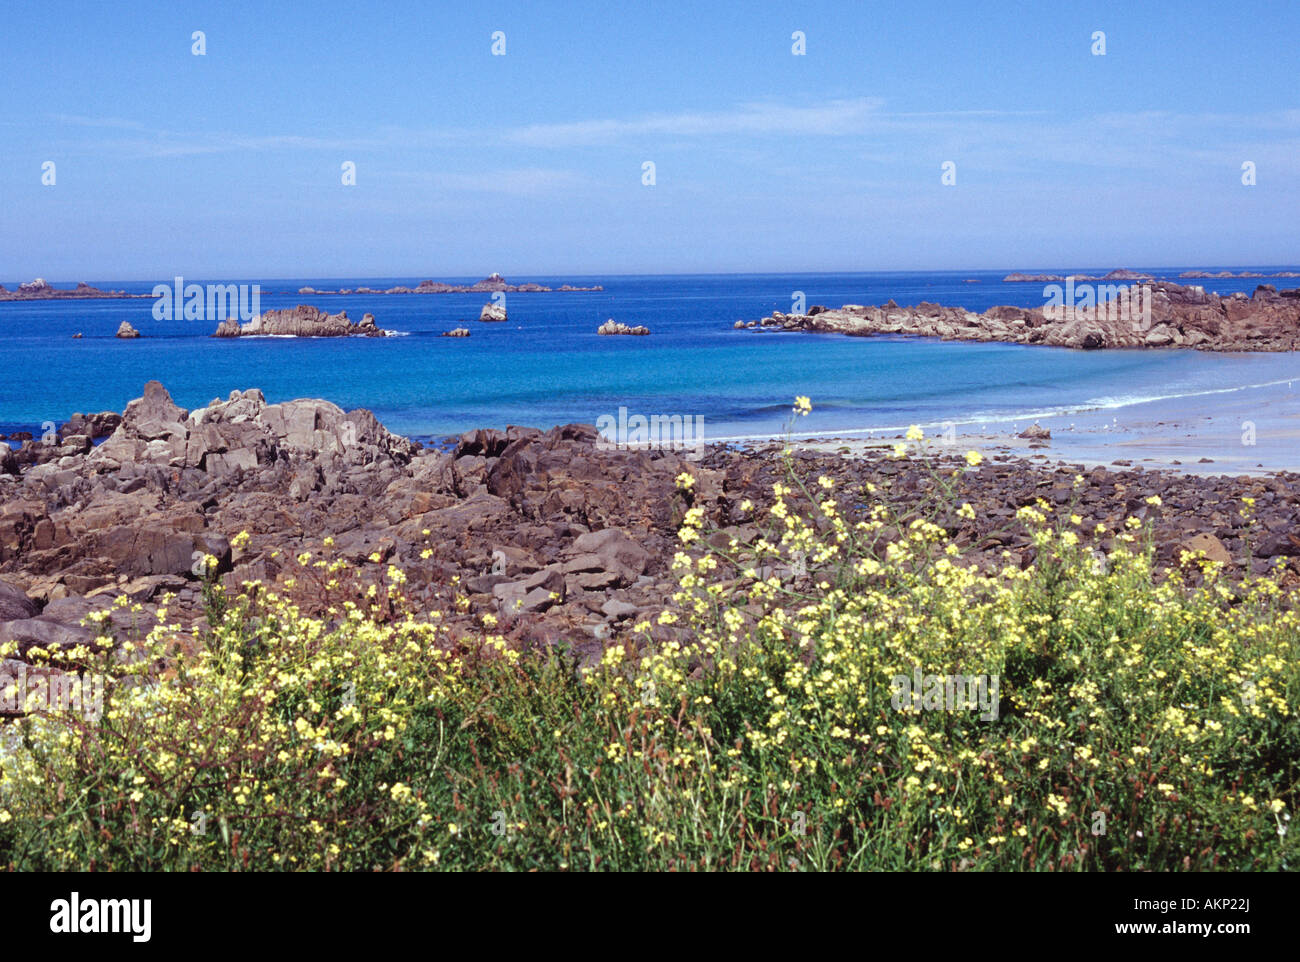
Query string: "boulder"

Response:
xmin=1257 ymin=531 xmax=1300 ymax=558
xmin=568 ymin=528 xmax=652 ymax=586
xmin=0 ymin=580 xmax=40 ymax=621
xmin=59 ymin=411 xmax=121 ymax=441
xmin=115 ymin=321 xmax=141 ymax=339
xmin=1179 ymin=532 xmax=1232 ymax=566
xmin=0 ymin=617 xmax=94 ymax=655
xmin=95 ymin=525 xmax=231 ymax=578
xmin=600 ymin=598 xmax=639 ymax=620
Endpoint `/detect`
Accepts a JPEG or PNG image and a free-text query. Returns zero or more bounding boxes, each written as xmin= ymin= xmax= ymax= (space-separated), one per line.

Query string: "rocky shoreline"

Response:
xmin=1 ymin=383 xmax=1297 ymax=695
xmin=747 ymin=279 xmax=1300 ymax=351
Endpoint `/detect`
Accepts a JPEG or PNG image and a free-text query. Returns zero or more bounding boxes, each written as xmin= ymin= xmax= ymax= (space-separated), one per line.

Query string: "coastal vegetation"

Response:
xmin=1 ymin=402 xmax=1294 ymax=871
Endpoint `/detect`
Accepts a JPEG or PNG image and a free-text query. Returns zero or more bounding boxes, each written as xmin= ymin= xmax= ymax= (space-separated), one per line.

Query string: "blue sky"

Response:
xmin=2 ymin=0 xmax=1297 ymax=278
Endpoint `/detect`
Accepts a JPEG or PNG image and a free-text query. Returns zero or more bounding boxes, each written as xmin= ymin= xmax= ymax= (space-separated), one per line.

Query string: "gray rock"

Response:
xmin=0 ymin=617 xmax=94 ymax=653
xmin=600 ymin=599 xmax=639 ymax=620
xmin=0 ymin=580 xmax=39 ymax=621
xmin=569 ymin=528 xmax=651 ymax=585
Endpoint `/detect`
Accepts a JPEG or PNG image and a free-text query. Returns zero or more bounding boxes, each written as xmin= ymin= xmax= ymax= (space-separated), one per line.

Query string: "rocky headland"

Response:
xmin=749 ymin=280 xmax=1300 ymax=351
xmin=213 ymin=305 xmax=390 ymax=338
xmin=1 ymin=382 xmax=1298 ymax=697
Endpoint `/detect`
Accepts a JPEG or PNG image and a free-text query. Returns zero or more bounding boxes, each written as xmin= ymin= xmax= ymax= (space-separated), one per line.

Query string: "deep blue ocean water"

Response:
xmin=2 ymin=269 xmax=1298 ymax=445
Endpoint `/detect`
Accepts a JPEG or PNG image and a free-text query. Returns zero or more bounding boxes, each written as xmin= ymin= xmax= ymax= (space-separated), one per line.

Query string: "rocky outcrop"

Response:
xmin=85 ymin=381 xmax=419 ymax=476
xmin=115 ymin=321 xmax=141 ymax=339
xmin=442 ymin=327 xmax=471 ymax=337
xmin=0 ymin=386 xmax=709 ymax=664
xmin=212 ymin=305 xmax=390 ymax=338
xmin=751 ymin=281 xmax=1300 ymax=351
xmin=479 ymin=303 xmax=508 ymax=322
xmin=597 ymin=320 xmax=650 ymax=336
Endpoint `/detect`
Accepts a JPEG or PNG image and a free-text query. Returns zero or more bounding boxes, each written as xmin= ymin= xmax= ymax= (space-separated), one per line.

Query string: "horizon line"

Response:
xmin=10 ymin=264 xmax=1300 ymax=286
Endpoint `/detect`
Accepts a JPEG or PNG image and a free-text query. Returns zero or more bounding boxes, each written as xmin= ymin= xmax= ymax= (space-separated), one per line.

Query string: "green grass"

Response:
xmin=0 ymin=442 xmax=1296 ymax=871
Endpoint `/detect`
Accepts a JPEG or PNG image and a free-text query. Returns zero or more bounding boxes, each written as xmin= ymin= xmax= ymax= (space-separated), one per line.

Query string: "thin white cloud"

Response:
xmin=508 ymin=98 xmax=886 ymax=146
xmin=41 ymin=102 xmax=1300 ymax=184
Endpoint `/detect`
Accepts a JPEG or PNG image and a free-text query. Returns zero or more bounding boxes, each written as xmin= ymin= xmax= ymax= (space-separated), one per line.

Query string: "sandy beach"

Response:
xmin=774 ymin=377 xmax=1300 ymax=476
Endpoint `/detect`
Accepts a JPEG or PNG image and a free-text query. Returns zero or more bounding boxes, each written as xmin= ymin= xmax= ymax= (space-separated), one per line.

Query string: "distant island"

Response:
xmin=292 ymin=273 xmax=602 ymax=295
xmin=0 ymin=279 xmax=144 ymax=301
xmin=1178 ymin=269 xmax=1300 ymax=279
xmin=1002 ymin=269 xmax=1154 ymax=283
xmin=1004 ymin=267 xmax=1300 ymax=282
xmin=0 ymin=273 xmax=602 ymax=302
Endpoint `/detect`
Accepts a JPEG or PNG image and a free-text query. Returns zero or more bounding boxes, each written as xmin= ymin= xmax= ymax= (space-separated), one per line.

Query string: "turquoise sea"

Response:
xmin=2 ymin=270 xmax=1298 ymax=447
